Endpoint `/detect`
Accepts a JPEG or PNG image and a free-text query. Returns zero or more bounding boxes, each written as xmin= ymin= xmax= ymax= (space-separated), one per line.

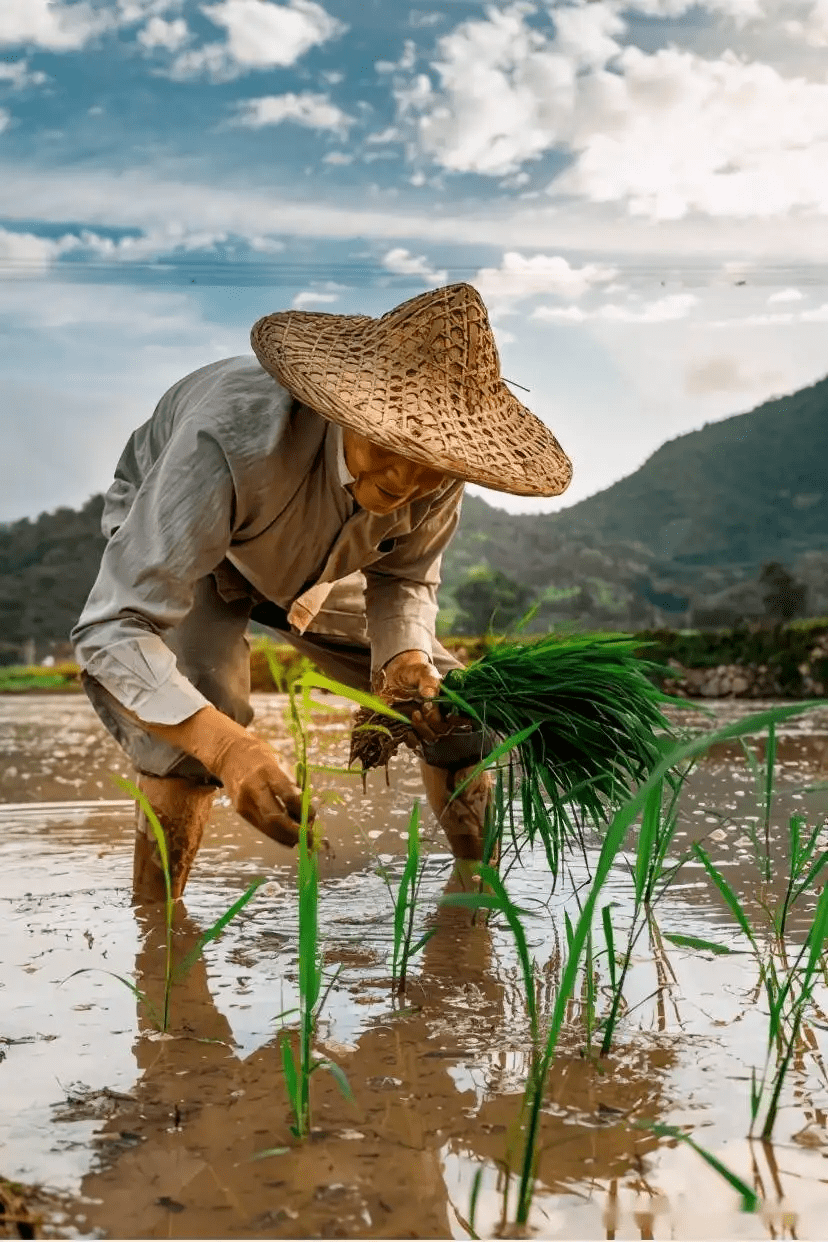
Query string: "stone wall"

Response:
xmin=661 ymin=633 xmax=828 ymax=699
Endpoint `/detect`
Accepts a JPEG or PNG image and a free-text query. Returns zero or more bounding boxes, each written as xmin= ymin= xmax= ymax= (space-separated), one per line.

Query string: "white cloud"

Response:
xmin=322 ymin=151 xmax=353 ymax=165
xmin=534 ymin=293 xmax=698 ymax=323
xmin=0 ymin=108 xmax=10 ymax=134
xmin=0 ymin=223 xmax=234 ymax=275
xmin=0 ymin=59 xmax=48 ymax=87
xmin=0 ymin=0 xmax=111 ymax=50
xmin=394 ymin=5 xmax=580 ymax=176
xmin=0 ymin=225 xmax=82 ymax=271
xmin=117 ymin=0 xmax=185 ymax=22
xmin=166 ymin=0 xmax=345 ymax=80
xmin=802 ymin=0 xmax=828 ymax=44
xmin=138 ymin=16 xmax=189 ymax=50
xmin=474 ymin=251 xmax=619 ymax=309
xmin=558 ymin=45 xmax=828 ymax=219
xmin=366 ymin=126 xmax=400 ymax=145
xmin=248 ymin=235 xmax=285 ymax=252
xmin=291 ymin=290 xmax=338 ymax=307
xmin=623 ymin=0 xmax=764 ymax=21
xmin=767 ymin=287 xmax=804 ymax=303
xmin=551 ymin=2 xmax=625 ymax=69
xmin=381 ymin=247 xmax=447 ymax=284
xmin=230 ymin=92 xmax=352 ymax=133
xmin=393 ymin=3 xmax=828 ymax=221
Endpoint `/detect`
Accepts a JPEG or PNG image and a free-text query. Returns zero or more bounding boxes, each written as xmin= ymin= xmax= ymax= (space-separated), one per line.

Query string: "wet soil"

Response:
xmin=2 ymin=693 xmax=828 ymax=1239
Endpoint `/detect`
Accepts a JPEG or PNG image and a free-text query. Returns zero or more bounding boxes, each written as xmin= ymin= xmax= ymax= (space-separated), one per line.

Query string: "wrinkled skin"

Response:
xmin=342 ymin=429 xmax=449 ymax=515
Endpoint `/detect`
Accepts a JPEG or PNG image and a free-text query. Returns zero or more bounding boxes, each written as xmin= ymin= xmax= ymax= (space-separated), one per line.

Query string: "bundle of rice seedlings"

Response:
xmin=350 ymin=633 xmax=686 ymax=866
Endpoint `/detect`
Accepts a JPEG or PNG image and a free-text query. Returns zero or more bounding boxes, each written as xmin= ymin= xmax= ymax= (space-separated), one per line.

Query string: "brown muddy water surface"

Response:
xmin=3 ymin=693 xmax=828 ymax=1239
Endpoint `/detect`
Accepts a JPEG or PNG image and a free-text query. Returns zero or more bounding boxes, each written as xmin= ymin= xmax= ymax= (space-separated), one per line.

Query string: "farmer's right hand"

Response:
xmin=148 ymin=705 xmax=321 ymax=850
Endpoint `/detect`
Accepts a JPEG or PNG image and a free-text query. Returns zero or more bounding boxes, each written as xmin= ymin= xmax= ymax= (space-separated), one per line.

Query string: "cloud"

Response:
xmin=0 ymin=58 xmax=48 ymax=87
xmin=0 ymin=0 xmax=113 ymax=50
xmin=291 ymin=290 xmax=339 ymax=307
xmin=534 ymin=293 xmax=698 ymax=324
xmin=558 ymin=45 xmax=828 ymax=219
xmin=166 ymin=0 xmax=345 ymax=81
xmin=0 ymin=108 xmax=10 ymax=134
xmin=0 ymin=225 xmax=83 ymax=271
xmin=684 ymin=354 xmax=763 ymax=394
xmin=229 ymin=91 xmax=352 ymax=133
xmin=474 ymin=251 xmax=619 ymax=309
xmin=0 ymin=223 xmax=234 ymax=275
xmin=137 ymin=16 xmax=189 ymax=50
xmin=623 ymin=0 xmax=764 ymax=21
xmin=322 ymin=150 xmax=353 ymax=165
xmin=393 ymin=4 xmax=582 ymax=176
xmin=392 ymin=3 xmax=828 ymax=221
xmin=381 ymin=247 xmax=446 ymax=284
xmin=767 ymin=287 xmax=804 ymax=303
xmin=782 ymin=0 xmax=828 ymax=45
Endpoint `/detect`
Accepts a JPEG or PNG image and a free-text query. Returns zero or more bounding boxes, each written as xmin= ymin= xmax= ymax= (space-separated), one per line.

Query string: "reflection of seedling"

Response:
xmin=638 ymin=1123 xmax=759 ymax=1212
xmin=66 ymin=776 xmax=264 ymax=1034
xmin=279 ymin=822 xmax=352 ymax=1139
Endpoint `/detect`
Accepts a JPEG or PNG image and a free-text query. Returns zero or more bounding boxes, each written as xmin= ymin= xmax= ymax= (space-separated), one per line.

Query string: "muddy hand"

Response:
xmin=145 ymin=705 xmax=323 ymax=850
xmin=375 ymin=648 xmax=443 ymax=743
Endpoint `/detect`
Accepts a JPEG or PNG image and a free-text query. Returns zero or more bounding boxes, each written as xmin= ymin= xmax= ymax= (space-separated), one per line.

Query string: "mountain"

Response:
xmin=2 ymin=373 xmax=827 ymax=660
xmin=440 ymin=373 xmax=828 ymax=630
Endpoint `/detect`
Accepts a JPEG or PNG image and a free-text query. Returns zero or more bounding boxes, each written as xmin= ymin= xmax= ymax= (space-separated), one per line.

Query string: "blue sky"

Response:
xmin=2 ymin=0 xmax=828 ymax=522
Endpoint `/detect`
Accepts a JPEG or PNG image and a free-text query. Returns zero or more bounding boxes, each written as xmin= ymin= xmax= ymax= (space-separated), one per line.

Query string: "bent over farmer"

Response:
xmin=72 ymin=282 xmax=573 ymax=901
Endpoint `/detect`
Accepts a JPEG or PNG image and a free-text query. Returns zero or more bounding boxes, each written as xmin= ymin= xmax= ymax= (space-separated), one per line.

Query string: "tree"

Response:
xmin=453 ymin=568 xmax=534 ymax=636
xmin=759 ymin=562 xmax=808 ymax=623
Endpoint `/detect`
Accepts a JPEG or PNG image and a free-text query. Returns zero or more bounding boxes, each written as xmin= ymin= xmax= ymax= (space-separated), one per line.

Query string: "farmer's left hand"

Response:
xmin=375 ymin=648 xmax=443 ymax=740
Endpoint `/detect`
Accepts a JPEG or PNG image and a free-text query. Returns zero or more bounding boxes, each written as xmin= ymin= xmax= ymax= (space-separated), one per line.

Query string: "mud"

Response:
xmin=2 ymin=693 xmax=828 ymax=1239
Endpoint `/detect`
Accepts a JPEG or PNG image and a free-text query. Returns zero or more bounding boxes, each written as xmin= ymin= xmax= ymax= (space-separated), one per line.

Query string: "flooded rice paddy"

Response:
xmin=3 ymin=691 xmax=828 ymax=1239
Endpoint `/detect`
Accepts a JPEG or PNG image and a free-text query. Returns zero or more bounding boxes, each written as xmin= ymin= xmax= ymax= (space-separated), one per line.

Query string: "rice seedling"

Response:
xmin=389 ymin=800 xmax=437 ymax=995
xmin=266 ymin=664 xmax=356 ymax=1139
xmin=351 ymin=632 xmax=692 ymax=878
xmin=279 ymin=819 xmax=353 ymax=1139
xmin=443 ymin=699 xmax=828 ymax=1229
xmin=65 ymin=775 xmax=264 ymax=1034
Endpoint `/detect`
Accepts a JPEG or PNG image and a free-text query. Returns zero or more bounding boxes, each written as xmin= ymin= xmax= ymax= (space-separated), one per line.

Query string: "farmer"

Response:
xmin=71 ymin=282 xmax=572 ymax=902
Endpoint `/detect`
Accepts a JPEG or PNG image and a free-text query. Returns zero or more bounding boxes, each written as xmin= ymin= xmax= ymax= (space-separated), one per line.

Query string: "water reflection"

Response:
xmin=69 ymin=872 xmax=679 ymax=1240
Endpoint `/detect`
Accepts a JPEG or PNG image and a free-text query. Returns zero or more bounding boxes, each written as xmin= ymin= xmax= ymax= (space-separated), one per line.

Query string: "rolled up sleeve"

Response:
xmin=364 ymin=481 xmax=464 ymax=673
xmin=71 ymin=425 xmax=236 ymax=725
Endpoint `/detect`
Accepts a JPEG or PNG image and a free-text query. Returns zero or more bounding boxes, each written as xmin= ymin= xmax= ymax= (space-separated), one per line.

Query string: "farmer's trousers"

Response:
xmin=84 ymin=562 xmax=462 ymax=784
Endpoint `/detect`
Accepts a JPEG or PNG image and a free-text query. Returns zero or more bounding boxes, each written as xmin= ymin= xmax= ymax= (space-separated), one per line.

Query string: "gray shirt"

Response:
xmin=71 ymin=356 xmax=464 ymax=725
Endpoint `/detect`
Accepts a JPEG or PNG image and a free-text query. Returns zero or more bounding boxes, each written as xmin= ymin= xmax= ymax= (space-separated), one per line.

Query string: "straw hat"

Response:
xmin=250 ymin=282 xmax=572 ymax=497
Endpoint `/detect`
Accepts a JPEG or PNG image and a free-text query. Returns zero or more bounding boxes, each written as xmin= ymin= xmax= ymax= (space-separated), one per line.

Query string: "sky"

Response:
xmin=2 ymin=0 xmax=828 ymax=523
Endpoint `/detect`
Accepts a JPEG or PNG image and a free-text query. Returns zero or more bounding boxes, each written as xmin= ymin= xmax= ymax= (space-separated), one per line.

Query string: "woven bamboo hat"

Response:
xmin=250 ymin=282 xmax=572 ymax=497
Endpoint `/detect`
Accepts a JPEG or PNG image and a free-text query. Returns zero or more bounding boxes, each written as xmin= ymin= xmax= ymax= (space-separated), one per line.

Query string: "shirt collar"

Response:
xmin=333 ymin=423 xmax=355 ymax=489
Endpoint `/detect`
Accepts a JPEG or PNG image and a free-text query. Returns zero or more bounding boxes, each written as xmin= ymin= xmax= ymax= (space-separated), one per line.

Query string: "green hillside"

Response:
xmin=441 ymin=374 xmax=828 ymax=631
xmin=552 ymin=375 xmax=828 ymax=566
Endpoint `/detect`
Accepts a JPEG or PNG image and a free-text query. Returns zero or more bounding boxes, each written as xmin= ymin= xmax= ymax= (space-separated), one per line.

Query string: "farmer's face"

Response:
xmin=342 ymin=429 xmax=448 ymax=515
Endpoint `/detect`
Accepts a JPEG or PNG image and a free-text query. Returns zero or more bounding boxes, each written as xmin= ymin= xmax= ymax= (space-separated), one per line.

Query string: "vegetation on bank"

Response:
xmin=4 ymin=619 xmax=828 ymax=697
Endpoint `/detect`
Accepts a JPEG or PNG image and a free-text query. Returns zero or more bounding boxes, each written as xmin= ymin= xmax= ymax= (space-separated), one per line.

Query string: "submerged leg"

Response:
xmin=419 ymin=761 xmax=495 ymax=863
xmin=133 ymin=774 xmax=216 ymax=904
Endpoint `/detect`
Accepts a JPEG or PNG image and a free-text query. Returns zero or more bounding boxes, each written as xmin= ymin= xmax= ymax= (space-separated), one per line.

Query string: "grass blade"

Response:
xmin=174 ymin=878 xmax=266 ymax=981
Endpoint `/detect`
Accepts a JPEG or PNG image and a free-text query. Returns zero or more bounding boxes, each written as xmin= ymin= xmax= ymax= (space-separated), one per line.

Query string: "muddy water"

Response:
xmin=2 ymin=693 xmax=828 ymax=1240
